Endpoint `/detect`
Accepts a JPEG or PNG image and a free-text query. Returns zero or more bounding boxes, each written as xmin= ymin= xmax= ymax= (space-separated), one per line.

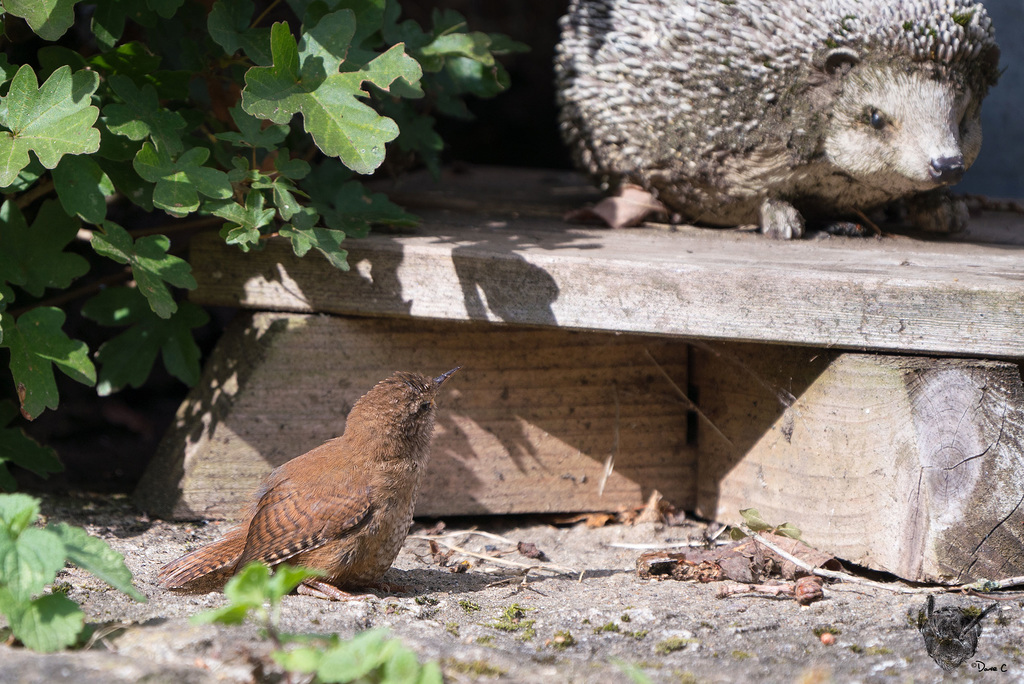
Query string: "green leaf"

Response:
xmin=0 ymin=492 xmax=40 ymax=537
xmin=305 ymin=169 xmax=417 ymax=237
xmin=216 ymin=106 xmax=288 ymax=150
xmin=0 ymin=526 xmax=65 ymax=601
xmin=0 ymin=402 xmax=62 ymax=492
xmin=0 ymin=200 xmax=89 ymax=298
xmin=212 ymin=190 xmax=276 ymax=251
xmin=88 ymin=42 xmax=160 ymax=82
xmin=773 ymin=522 xmax=803 ymax=540
xmin=104 ymin=74 xmax=187 ymax=155
xmin=81 ymin=287 xmax=207 ymax=394
xmin=133 ymin=143 xmax=233 ymax=217
xmin=192 ymin=561 xmax=269 ymax=626
xmin=266 ymin=564 xmax=321 ymax=603
xmin=51 ymin=523 xmax=146 ymax=601
xmin=208 ymin=0 xmax=272 ymax=65
xmin=0 ymin=54 xmax=17 ymax=85
xmin=272 ymin=645 xmax=324 ymax=673
xmin=279 ymin=208 xmax=348 ymax=270
xmin=316 ymin=629 xmax=392 ymax=682
xmin=2 ymin=592 xmax=85 ymax=652
xmin=242 ymin=19 xmax=422 ymax=174
xmin=190 ymin=602 xmax=253 ymax=626
xmin=0 ymin=65 xmax=100 ymax=186
xmin=52 ymin=155 xmax=115 ymax=224
xmin=421 ymin=32 xmax=494 ymax=66
xmin=739 ymin=508 xmax=772 ymax=532
xmin=91 ymin=222 xmax=196 ymax=318
xmin=3 ymin=0 xmax=81 ymax=40
xmin=0 ymin=308 xmax=97 ymax=420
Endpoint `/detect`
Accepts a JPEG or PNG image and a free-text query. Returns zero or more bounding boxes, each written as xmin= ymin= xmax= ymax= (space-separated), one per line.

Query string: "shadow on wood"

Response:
xmin=134 ymin=314 xmax=695 ymax=520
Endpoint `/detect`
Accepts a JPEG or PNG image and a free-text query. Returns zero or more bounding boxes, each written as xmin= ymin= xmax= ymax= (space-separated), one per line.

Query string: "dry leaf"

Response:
xmin=564 ymin=184 xmax=667 ymax=228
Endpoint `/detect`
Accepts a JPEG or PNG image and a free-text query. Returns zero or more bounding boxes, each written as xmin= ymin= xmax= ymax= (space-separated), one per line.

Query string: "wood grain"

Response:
xmin=694 ymin=342 xmax=1024 ymax=583
xmin=134 ymin=313 xmax=695 ymax=520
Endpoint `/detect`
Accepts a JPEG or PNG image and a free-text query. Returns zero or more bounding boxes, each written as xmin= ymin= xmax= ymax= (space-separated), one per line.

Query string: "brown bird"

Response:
xmin=158 ymin=367 xmax=459 ymax=599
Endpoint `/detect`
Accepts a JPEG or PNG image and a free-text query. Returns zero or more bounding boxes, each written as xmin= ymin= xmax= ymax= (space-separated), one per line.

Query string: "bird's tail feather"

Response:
xmin=158 ymin=529 xmax=246 ymax=588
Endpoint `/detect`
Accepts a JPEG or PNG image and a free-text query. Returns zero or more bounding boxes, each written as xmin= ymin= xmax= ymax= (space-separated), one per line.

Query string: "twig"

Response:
xmin=853 ymin=208 xmax=882 ymax=236
xmin=8 ymin=270 xmax=133 ymax=318
xmin=645 ymin=348 xmax=733 ymax=448
xmin=746 ymin=529 xmax=932 ymax=595
xmin=606 ymin=541 xmax=729 ymax=550
xmin=412 ymin=528 xmax=516 ymax=545
xmin=407 ymin=535 xmax=577 ymax=576
xmin=960 ymin=575 xmax=1024 ymax=593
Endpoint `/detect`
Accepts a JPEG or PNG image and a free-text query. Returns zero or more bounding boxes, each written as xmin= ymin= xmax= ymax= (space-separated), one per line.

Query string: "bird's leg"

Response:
xmin=297 ymin=579 xmax=366 ymax=601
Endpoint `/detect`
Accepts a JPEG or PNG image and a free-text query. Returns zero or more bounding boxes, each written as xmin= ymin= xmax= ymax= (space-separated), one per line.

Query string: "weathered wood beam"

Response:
xmin=134 ymin=313 xmax=695 ymax=520
xmin=694 ymin=343 xmax=1024 ymax=583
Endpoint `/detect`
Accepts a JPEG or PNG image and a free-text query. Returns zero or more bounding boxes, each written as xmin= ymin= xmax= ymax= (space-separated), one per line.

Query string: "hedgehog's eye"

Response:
xmin=867 ymin=108 xmax=888 ymax=130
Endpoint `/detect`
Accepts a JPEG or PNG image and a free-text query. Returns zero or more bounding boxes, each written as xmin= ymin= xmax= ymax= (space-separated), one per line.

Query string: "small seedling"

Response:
xmin=195 ymin=562 xmax=442 ymax=683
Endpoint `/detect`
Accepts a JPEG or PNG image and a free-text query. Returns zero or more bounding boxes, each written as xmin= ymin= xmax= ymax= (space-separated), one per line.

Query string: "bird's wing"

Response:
xmin=235 ymin=481 xmax=373 ymax=569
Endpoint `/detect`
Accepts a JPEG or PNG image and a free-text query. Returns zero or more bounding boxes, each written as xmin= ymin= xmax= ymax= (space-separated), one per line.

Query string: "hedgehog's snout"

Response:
xmin=929 ymin=155 xmax=965 ymax=184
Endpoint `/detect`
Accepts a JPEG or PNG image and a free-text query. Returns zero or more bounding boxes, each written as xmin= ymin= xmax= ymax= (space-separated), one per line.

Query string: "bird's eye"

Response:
xmin=867 ymin=108 xmax=887 ymax=130
xmin=417 ymin=400 xmax=432 ymax=414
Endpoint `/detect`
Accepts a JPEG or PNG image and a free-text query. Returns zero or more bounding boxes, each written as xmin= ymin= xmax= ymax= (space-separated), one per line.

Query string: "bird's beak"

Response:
xmin=434 ymin=367 xmax=461 ymax=386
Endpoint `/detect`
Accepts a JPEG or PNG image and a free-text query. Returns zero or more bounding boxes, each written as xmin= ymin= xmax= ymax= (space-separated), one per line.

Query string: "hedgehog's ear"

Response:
xmin=821 ymin=47 xmax=860 ymax=76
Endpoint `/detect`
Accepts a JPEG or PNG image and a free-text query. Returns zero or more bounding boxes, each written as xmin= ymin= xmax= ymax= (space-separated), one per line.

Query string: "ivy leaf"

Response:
xmin=104 ymin=74 xmax=187 ymax=155
xmin=279 ymin=208 xmax=349 ymax=270
xmin=0 ymin=200 xmax=89 ymax=298
xmin=91 ymin=222 xmax=196 ymax=318
xmin=211 ymin=191 xmax=276 ymax=252
xmin=0 ymin=65 xmax=100 ymax=187
xmin=215 ymin=105 xmax=288 ymax=150
xmin=81 ymin=287 xmax=208 ymax=394
xmin=3 ymin=0 xmax=82 ymax=40
xmin=208 ymin=0 xmax=272 ymax=65
xmin=0 ymin=592 xmax=85 ymax=652
xmin=133 ymin=143 xmax=233 ymax=217
xmin=242 ymin=17 xmax=422 ymax=174
xmin=0 ymin=402 xmax=62 ymax=492
xmin=51 ymin=523 xmax=146 ymax=602
xmin=52 ymin=155 xmax=115 ymax=224
xmin=0 ymin=308 xmax=96 ymax=420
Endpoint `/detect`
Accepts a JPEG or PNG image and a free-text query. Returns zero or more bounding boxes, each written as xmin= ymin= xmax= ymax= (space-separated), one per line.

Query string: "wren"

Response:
xmin=158 ymin=367 xmax=459 ymax=600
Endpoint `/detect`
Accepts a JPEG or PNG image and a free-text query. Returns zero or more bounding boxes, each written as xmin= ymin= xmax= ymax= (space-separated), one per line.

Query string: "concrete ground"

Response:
xmin=2 ymin=493 xmax=1022 ymax=683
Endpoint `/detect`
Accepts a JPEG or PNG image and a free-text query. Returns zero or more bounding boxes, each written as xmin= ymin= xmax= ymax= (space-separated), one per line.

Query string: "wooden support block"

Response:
xmin=134 ymin=313 xmax=694 ymax=520
xmin=695 ymin=343 xmax=1024 ymax=583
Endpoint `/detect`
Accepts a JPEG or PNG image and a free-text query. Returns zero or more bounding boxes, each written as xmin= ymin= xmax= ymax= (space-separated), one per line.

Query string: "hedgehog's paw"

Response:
xmin=759 ymin=198 xmax=805 ymax=239
xmin=905 ymin=190 xmax=968 ymax=233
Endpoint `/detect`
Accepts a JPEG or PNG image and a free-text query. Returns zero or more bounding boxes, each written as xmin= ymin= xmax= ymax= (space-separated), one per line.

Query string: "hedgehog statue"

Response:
xmin=555 ymin=0 xmax=1001 ymax=238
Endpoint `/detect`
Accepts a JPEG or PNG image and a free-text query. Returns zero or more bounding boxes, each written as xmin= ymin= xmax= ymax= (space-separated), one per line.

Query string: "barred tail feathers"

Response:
xmin=158 ymin=530 xmax=247 ymax=588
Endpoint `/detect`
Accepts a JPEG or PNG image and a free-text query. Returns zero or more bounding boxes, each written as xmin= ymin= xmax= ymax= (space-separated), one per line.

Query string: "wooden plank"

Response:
xmin=189 ymin=167 xmax=1024 ymax=358
xmin=694 ymin=343 xmax=1024 ymax=583
xmin=134 ymin=313 xmax=695 ymax=520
